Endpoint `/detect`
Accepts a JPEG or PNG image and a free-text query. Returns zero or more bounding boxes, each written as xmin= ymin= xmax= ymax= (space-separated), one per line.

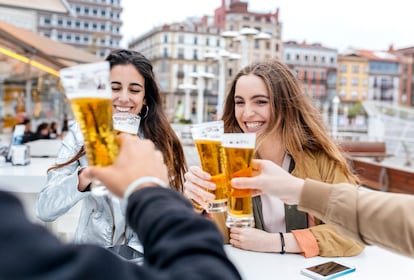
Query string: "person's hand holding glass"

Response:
xmin=191 ymin=121 xmax=227 ymax=213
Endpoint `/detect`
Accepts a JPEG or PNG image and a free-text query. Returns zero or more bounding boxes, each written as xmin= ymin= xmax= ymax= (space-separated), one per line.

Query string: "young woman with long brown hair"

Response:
xmin=37 ymin=49 xmax=187 ymax=246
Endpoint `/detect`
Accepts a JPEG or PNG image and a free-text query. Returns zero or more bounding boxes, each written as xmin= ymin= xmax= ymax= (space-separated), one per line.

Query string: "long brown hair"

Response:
xmin=222 ymin=59 xmax=359 ymax=183
xmin=50 ymin=49 xmax=187 ymax=191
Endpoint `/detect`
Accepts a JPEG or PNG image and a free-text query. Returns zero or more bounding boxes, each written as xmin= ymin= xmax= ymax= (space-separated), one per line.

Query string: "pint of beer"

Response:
xmin=222 ymin=133 xmax=256 ymax=228
xmin=59 ymin=61 xmax=118 ymax=167
xmin=191 ymin=121 xmax=227 ymax=212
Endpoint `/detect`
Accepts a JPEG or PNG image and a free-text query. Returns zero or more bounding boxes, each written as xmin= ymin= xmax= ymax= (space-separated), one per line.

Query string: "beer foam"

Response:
xmin=59 ymin=61 xmax=111 ymax=99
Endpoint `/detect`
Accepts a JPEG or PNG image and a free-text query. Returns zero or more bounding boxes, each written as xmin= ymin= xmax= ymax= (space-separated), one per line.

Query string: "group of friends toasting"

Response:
xmin=36 ymin=48 xmax=364 ymax=259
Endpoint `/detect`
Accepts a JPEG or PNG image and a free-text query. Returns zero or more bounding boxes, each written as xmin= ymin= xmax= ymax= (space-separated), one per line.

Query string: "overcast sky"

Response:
xmin=121 ymin=0 xmax=412 ymax=52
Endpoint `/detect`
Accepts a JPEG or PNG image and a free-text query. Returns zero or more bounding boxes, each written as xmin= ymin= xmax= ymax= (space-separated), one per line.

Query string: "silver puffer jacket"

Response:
xmin=36 ymin=121 xmax=140 ymax=246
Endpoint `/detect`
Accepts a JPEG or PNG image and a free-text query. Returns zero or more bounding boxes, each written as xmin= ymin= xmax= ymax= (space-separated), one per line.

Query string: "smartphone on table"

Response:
xmin=106 ymin=244 xmax=144 ymax=264
xmin=301 ymin=260 xmax=356 ymax=279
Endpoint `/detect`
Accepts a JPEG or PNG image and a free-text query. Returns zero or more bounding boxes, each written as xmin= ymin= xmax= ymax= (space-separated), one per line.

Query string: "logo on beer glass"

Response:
xmin=113 ymin=113 xmax=141 ymax=135
xmin=191 ymin=121 xmax=227 ymax=213
xmin=222 ymin=133 xmax=256 ymax=228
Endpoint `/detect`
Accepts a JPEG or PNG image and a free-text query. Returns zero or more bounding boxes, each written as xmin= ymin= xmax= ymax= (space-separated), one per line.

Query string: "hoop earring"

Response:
xmin=140 ymin=105 xmax=149 ymax=118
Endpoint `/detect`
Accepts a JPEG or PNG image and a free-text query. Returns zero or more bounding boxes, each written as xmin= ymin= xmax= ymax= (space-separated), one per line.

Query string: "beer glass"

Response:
xmin=59 ymin=61 xmax=118 ymax=196
xmin=222 ymin=133 xmax=256 ymax=228
xmin=113 ymin=113 xmax=141 ymax=135
xmin=191 ymin=121 xmax=227 ymax=212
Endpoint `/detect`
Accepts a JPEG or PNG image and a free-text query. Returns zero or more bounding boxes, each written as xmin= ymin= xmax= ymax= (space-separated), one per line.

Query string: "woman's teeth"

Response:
xmin=115 ymin=106 xmax=131 ymax=112
xmin=246 ymin=122 xmax=262 ymax=129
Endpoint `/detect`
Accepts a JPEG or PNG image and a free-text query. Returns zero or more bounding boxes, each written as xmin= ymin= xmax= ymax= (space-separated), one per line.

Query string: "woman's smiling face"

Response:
xmin=110 ymin=64 xmax=146 ymax=115
xmin=234 ymin=74 xmax=271 ymax=136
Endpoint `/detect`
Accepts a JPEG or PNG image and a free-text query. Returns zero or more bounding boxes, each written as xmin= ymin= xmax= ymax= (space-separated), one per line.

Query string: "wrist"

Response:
xmin=124 ymin=176 xmax=168 ymax=200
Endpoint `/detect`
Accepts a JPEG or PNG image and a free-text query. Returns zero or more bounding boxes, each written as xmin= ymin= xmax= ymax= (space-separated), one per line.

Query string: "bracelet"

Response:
xmin=279 ymin=232 xmax=286 ymax=254
xmin=124 ymin=176 xmax=168 ymax=200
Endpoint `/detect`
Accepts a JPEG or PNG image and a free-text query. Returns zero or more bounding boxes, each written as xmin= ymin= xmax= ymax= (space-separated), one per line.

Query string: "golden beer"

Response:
xmin=191 ymin=120 xmax=226 ymax=212
xmin=70 ymin=97 xmax=119 ymax=166
xmin=194 ymin=139 xmax=227 ymax=203
xmin=222 ymin=133 xmax=256 ymax=228
xmin=224 ymin=148 xmax=254 ymax=218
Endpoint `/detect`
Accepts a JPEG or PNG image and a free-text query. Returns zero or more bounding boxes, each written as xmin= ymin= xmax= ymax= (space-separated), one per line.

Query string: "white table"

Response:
xmin=225 ymin=245 xmax=414 ymax=279
xmin=0 ymin=157 xmax=55 ymax=221
xmin=0 ymin=157 xmax=82 ymax=240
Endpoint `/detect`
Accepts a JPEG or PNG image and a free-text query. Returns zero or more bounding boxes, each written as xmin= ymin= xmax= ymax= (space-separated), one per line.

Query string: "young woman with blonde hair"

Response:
xmin=184 ymin=59 xmax=363 ymax=257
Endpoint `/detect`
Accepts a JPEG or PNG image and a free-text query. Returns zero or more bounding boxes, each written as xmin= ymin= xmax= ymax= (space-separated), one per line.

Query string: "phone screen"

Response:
xmin=107 ymin=245 xmax=144 ymax=262
xmin=302 ymin=261 xmax=355 ymax=279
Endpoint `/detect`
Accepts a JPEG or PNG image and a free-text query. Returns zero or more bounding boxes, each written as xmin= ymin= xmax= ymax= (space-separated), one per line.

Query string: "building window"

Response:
xmin=178 ymin=35 xmax=184 ymax=44
xmin=286 ymin=53 xmax=291 ymax=61
xmin=340 ymin=77 xmax=346 ymax=86
xmin=340 ymin=64 xmax=347 ymax=72
xmin=351 ymin=91 xmax=358 ymax=99
xmin=296 ymin=54 xmax=300 ymax=61
xmin=193 ymin=49 xmax=198 ymax=60
xmin=178 ymin=48 xmax=184 ymax=59
xmin=352 ymin=64 xmax=359 ymax=73
xmin=193 ymin=36 xmax=198 ymax=45
xmin=352 ymin=78 xmax=359 ymax=86
xmin=275 ymin=43 xmax=279 ymax=52
xmin=163 ymin=47 xmax=168 ymax=58
xmin=206 ymin=38 xmax=210 ymax=46
xmin=163 ymin=35 xmax=168 ymax=43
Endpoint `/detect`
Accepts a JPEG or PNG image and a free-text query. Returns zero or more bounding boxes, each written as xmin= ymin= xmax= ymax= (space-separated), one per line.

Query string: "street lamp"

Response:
xmin=178 ymin=83 xmax=197 ymax=121
xmin=204 ymin=50 xmax=241 ymax=120
xmin=190 ymin=71 xmax=214 ymax=123
xmin=223 ymin=28 xmax=271 ymax=67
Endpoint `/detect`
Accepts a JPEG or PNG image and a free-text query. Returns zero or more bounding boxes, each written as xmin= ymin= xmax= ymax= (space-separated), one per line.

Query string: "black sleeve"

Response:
xmin=127 ymin=187 xmax=241 ymax=280
xmin=0 ymin=189 xmax=241 ymax=280
xmin=0 ymin=191 xmax=150 ymax=280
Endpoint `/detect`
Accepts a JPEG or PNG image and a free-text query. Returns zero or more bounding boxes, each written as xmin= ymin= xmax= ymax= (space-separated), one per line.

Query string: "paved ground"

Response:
xmin=182 ymin=143 xmax=200 ymax=167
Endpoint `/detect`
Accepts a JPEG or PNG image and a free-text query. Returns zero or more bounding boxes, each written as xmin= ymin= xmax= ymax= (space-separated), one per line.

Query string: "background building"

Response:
xmin=128 ymin=0 xmax=282 ymax=122
xmin=37 ymin=0 xmax=123 ymax=58
xmin=283 ymin=41 xmax=337 ymax=110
